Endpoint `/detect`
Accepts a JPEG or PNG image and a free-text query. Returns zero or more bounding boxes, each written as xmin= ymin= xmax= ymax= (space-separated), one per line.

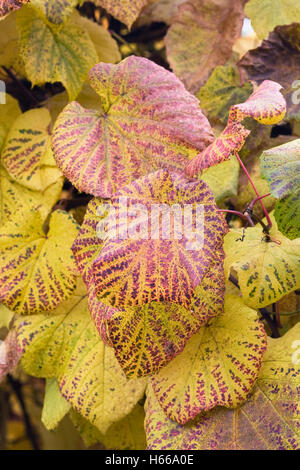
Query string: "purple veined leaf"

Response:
xmin=186 ymin=121 xmax=250 ymax=176
xmin=228 ymin=80 xmax=286 ymax=125
xmin=145 ymin=323 xmax=300 ymax=450
xmin=91 ymin=169 xmax=228 ymax=310
xmin=52 ymin=55 xmax=214 ymax=198
xmin=0 ymin=0 xmax=27 ymax=19
xmin=72 ymin=188 xmax=227 ymax=377
xmin=100 ymin=250 xmax=226 ymax=378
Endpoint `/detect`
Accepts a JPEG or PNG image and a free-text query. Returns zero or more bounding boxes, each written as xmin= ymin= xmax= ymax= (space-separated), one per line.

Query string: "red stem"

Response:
xmin=234 ymin=151 xmax=272 ymax=228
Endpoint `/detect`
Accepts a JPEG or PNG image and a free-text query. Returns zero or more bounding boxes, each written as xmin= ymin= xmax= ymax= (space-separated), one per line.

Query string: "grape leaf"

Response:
xmin=0 ymin=0 xmax=27 ymax=20
xmin=99 ymin=250 xmax=226 ymax=378
xmin=0 ymin=330 xmax=22 ymax=383
xmin=42 ymin=379 xmax=71 ymax=431
xmin=197 ymin=65 xmax=253 ymax=125
xmin=52 ymin=56 xmax=213 ymax=197
xmin=0 ymin=303 xmax=14 ymax=328
xmin=245 ymin=0 xmax=300 ymax=39
xmin=228 ymin=80 xmax=286 ymax=125
xmin=145 ymin=323 xmax=300 ymax=450
xmin=224 ymin=214 xmax=300 ymax=309
xmin=165 ymin=0 xmax=246 ymax=93
xmin=0 ymin=209 xmax=79 ymax=314
xmin=70 ymin=403 xmax=146 ymax=449
xmin=16 ymin=6 xmax=98 ymax=100
xmin=151 ymin=295 xmax=266 ymax=425
xmin=239 ymin=25 xmax=300 ymax=121
xmin=0 ymin=93 xmax=21 ymax=153
xmin=93 ymin=0 xmax=148 ymax=29
xmin=16 ymin=280 xmax=147 ymax=433
xmin=186 ymin=121 xmax=250 ymax=176
xmin=91 ymin=170 xmax=227 ymax=310
xmin=261 ymin=139 xmax=300 ymax=240
xmin=52 ymin=55 xmax=214 ymax=198
xmin=0 ymin=166 xmax=63 ymax=227
xmin=2 ymin=108 xmax=62 ymax=191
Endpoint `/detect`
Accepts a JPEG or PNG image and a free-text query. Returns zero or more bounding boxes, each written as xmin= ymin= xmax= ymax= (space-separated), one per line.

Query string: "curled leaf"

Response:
xmin=151 ymin=295 xmax=266 ymax=424
xmin=0 ymin=209 xmax=79 ymax=314
xmin=186 ymin=121 xmax=250 ymax=176
xmin=52 ymin=55 xmax=214 ymax=197
xmin=228 ymin=80 xmax=286 ymax=125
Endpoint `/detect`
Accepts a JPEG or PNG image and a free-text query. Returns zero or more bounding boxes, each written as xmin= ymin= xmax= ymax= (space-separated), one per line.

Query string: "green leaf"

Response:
xmin=0 ymin=209 xmax=79 ymax=314
xmin=261 ymin=139 xmax=300 ymax=239
xmin=16 ymin=6 xmax=98 ymax=100
xmin=70 ymin=403 xmax=146 ymax=449
xmin=145 ymin=323 xmax=300 ymax=450
xmin=245 ymin=0 xmax=300 ymax=39
xmin=30 ymin=0 xmax=78 ymax=24
xmin=151 ymin=295 xmax=266 ymax=425
xmin=165 ymin=0 xmax=245 ymax=93
xmin=224 ymin=214 xmax=300 ymax=309
xmin=17 ymin=280 xmax=147 ymax=433
xmin=42 ymin=378 xmax=71 ymax=431
xmin=52 ymin=55 xmax=213 ymax=197
xmin=2 ymin=108 xmax=62 ymax=191
xmin=201 ymin=155 xmax=240 ymax=203
xmin=197 ymin=65 xmax=253 ymax=125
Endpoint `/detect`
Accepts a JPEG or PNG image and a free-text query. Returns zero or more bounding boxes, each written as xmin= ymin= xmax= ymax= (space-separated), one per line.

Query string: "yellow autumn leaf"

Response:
xmin=16 ymin=279 xmax=147 ymax=433
xmin=1 ymin=108 xmax=62 ymax=191
xmin=224 ymin=214 xmax=300 ymax=309
xmin=0 ymin=93 xmax=21 ymax=153
xmin=0 ymin=209 xmax=79 ymax=314
xmin=151 ymin=295 xmax=266 ymax=424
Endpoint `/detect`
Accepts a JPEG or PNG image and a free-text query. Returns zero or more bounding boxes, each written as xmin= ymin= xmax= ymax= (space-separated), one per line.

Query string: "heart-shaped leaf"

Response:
xmin=16 ymin=280 xmax=147 ymax=433
xmin=52 ymin=55 xmax=214 ymax=197
xmin=2 ymin=108 xmax=62 ymax=191
xmin=91 ymin=170 xmax=227 ymax=309
xmin=16 ymin=6 xmax=98 ymax=100
xmin=261 ymin=139 xmax=300 ymax=239
xmin=0 ymin=209 xmax=79 ymax=314
xmin=165 ymin=0 xmax=246 ymax=93
xmin=224 ymin=214 xmax=300 ymax=309
xmin=151 ymin=295 xmax=267 ymax=424
xmin=145 ymin=323 xmax=300 ymax=450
